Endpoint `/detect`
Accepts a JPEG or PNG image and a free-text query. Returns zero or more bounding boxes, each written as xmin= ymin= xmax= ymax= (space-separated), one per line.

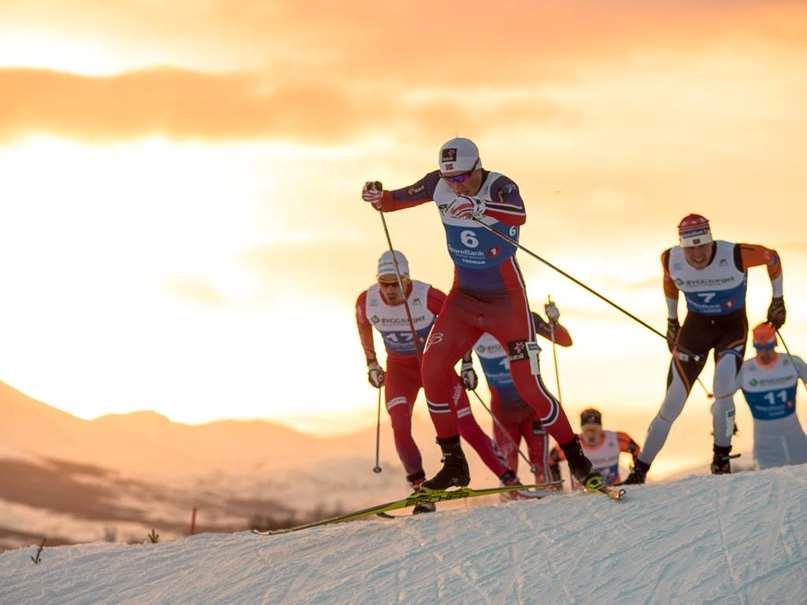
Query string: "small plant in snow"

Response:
xmin=31 ymin=539 xmax=46 ymax=564
xmin=147 ymin=529 xmax=160 ymax=544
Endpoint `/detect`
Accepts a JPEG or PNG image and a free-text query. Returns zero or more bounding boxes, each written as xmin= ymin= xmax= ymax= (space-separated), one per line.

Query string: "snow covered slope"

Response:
xmin=1 ymin=465 xmax=805 ymax=604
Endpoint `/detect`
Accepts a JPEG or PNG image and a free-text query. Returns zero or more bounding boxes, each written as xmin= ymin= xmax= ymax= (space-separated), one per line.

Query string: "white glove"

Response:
xmin=367 ymin=361 xmax=385 ymax=388
xmin=544 ymin=301 xmax=560 ymax=323
xmin=362 ymin=181 xmax=383 ymax=209
xmin=460 ymin=360 xmax=478 ymax=390
xmin=445 ymin=195 xmax=486 ymax=220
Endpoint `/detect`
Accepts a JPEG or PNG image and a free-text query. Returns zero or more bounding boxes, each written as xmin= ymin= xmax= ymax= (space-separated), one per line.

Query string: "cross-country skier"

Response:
xmin=361 ymin=138 xmax=603 ymax=491
xmin=464 ymin=301 xmax=572 ymax=484
xmin=356 ymin=250 xmax=520 ymax=501
xmin=731 ymin=322 xmax=807 ymax=469
xmin=549 ymin=408 xmax=641 ymax=486
xmin=622 ymin=215 xmax=785 ymax=483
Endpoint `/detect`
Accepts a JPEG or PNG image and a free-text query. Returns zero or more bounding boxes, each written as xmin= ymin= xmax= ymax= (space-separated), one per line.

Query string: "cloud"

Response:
xmin=0 ymin=68 xmax=574 ymax=142
xmin=5 ymin=1 xmax=805 ymax=84
xmin=0 ymin=68 xmax=367 ymax=141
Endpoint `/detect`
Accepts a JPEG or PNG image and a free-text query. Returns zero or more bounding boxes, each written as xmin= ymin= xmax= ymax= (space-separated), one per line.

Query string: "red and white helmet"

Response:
xmin=678 ymin=214 xmax=712 ymax=248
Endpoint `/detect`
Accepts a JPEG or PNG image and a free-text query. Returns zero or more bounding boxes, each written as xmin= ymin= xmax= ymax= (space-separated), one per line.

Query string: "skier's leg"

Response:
xmin=485 ymin=272 xmax=596 ymax=486
xmin=710 ymin=316 xmax=747 ymax=473
xmin=454 ymin=383 xmax=510 ymax=478
xmin=421 ymin=291 xmax=479 ymax=439
xmin=485 ymin=286 xmax=575 ymax=445
xmin=524 ymin=418 xmax=550 ymax=484
xmin=420 ymin=290 xmax=482 ymax=490
xmin=491 ymin=395 xmax=521 ymax=473
xmin=384 ymin=361 xmax=424 ymax=481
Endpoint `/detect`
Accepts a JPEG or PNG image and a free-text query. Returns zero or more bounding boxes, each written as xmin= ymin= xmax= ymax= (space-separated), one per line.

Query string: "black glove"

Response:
xmin=460 ymin=360 xmax=478 ymax=390
xmin=767 ymin=297 xmax=786 ymax=329
xmin=666 ymin=318 xmax=681 ymax=352
xmin=367 ymin=361 xmax=385 ymax=388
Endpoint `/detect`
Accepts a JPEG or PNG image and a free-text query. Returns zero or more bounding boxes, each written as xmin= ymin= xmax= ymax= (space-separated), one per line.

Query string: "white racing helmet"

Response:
xmin=377 ymin=250 xmax=409 ymax=279
xmin=439 ymin=137 xmax=481 ymax=175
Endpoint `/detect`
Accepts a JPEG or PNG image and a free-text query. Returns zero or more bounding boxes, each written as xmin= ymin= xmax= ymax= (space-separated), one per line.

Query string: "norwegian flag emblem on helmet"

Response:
xmin=441 ymin=148 xmax=458 ymax=162
xmin=678 ymin=213 xmax=712 ymax=247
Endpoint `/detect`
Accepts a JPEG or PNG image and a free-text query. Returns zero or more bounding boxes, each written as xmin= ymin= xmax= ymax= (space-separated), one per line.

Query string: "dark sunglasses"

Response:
xmin=441 ymin=159 xmax=479 ymax=183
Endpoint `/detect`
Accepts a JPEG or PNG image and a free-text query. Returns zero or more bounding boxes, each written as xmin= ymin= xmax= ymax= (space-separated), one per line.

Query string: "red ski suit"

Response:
xmin=379 ymin=170 xmax=577 ymax=448
xmin=356 ymin=281 xmax=508 ymax=479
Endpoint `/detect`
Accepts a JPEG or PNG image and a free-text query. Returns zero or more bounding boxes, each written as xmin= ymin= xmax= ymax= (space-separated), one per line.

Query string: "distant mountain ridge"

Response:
xmin=0 ymin=380 xmax=382 ymax=477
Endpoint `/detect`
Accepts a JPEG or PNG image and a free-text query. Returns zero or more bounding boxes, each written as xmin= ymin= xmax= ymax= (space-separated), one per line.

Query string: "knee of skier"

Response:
xmin=713 ymin=353 xmax=740 ymax=397
xmin=420 ymin=352 xmax=452 ymax=390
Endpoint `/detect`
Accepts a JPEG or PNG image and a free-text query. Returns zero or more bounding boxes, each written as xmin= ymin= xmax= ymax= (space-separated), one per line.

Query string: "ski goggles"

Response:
xmin=441 ymin=159 xmax=480 ymax=183
xmin=753 ymin=341 xmax=776 ymax=351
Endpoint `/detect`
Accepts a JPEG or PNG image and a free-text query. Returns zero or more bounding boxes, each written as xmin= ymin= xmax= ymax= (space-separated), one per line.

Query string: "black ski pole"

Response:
xmin=547 ymin=295 xmax=563 ymax=405
xmin=776 ymin=329 xmax=807 ymax=393
xmin=470 ymin=388 xmax=537 ymax=474
xmin=373 ymin=387 xmax=382 ymax=473
xmin=374 ymin=182 xmax=424 ymax=365
xmin=471 ymin=218 xmax=714 ymax=398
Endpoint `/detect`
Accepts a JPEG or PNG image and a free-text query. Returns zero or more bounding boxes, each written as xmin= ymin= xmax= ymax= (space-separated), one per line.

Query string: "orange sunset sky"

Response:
xmin=1 ymin=1 xmax=806 ymax=475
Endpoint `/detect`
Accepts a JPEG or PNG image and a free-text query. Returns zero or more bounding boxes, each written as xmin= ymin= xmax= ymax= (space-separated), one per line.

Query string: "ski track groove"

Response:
xmin=508 ymin=499 xmax=578 ymax=604
xmin=402 ymin=513 xmax=495 ymax=605
xmin=714 ymin=480 xmax=748 ymax=605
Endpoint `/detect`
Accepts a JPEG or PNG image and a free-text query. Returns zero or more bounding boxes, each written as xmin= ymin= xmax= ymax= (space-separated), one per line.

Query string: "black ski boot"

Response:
xmin=619 ymin=459 xmax=650 ymax=485
xmin=711 ymin=445 xmax=732 ymax=475
xmin=421 ymin=436 xmax=470 ymax=491
xmin=560 ymin=436 xmax=604 ymax=491
xmin=406 ymin=469 xmax=426 ymax=491
xmin=406 ymin=470 xmax=436 ymax=514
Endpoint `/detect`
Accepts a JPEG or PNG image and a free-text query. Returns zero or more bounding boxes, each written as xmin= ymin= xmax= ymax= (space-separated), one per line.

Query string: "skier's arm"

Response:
xmin=483 ymin=175 xmax=526 ymax=226
xmin=355 ymin=291 xmax=377 ymax=365
xmin=381 ymin=171 xmax=442 ymax=212
xmin=661 ymin=249 xmax=679 ymax=320
xmin=617 ymin=432 xmax=641 ymax=464
xmin=737 ymin=244 xmax=783 ymax=294
xmin=532 ymin=312 xmax=572 ymax=347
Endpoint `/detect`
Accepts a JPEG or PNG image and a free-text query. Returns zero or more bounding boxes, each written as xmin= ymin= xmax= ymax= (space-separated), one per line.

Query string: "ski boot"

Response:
xmin=499 ymin=469 xmax=525 ymax=501
xmin=619 ymin=460 xmax=650 ymax=485
xmin=407 ymin=470 xmax=436 ymax=514
xmin=711 ymin=445 xmax=732 ymax=475
xmin=560 ymin=436 xmax=604 ymax=491
xmin=421 ymin=436 xmax=470 ymax=491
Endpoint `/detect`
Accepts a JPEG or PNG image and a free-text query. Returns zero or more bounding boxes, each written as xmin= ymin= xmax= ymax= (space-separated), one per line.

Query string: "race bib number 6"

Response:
xmin=460 ymin=230 xmax=478 ymax=248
